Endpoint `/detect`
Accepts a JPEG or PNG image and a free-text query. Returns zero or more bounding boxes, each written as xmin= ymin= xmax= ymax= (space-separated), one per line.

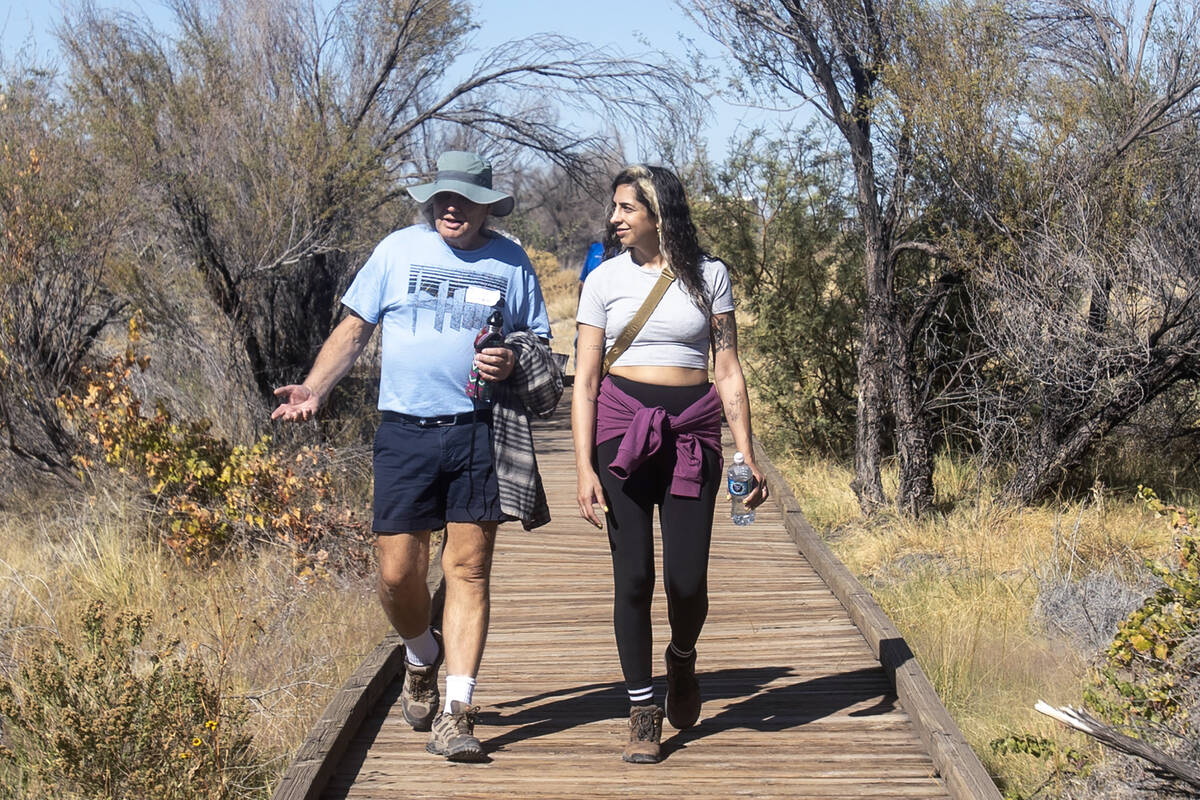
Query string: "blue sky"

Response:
xmin=1 ymin=0 xmax=797 ymax=160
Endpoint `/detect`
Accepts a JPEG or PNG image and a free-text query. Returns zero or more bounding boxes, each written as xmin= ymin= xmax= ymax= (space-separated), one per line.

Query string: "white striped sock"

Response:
xmin=668 ymin=642 xmax=695 ymax=659
xmin=627 ymin=684 xmax=653 ymax=705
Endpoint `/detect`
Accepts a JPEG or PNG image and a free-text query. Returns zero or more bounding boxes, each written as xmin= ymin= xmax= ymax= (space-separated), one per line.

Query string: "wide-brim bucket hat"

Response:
xmin=407 ymin=151 xmax=515 ymax=217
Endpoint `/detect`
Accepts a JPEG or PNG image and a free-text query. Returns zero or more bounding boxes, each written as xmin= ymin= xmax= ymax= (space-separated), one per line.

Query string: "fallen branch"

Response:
xmin=1036 ymin=701 xmax=1200 ymax=793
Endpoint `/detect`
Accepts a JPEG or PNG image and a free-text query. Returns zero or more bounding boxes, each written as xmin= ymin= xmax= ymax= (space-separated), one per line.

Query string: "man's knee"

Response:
xmin=442 ymin=523 xmax=496 ymax=587
xmin=375 ymin=532 xmax=430 ymax=591
xmin=379 ymin=560 xmax=428 ymax=595
xmin=442 ymin=547 xmax=493 ymax=586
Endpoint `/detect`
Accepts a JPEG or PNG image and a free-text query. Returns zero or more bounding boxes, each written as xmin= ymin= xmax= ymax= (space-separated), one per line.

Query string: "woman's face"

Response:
xmin=610 ymin=183 xmax=658 ymax=257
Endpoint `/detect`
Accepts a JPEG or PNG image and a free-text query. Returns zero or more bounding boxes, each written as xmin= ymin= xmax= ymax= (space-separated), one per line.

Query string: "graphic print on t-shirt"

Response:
xmin=406 ymin=265 xmax=509 ymax=334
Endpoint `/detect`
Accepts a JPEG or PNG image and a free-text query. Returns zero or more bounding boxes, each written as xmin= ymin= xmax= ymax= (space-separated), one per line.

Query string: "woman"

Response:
xmin=572 ymin=165 xmax=768 ymax=763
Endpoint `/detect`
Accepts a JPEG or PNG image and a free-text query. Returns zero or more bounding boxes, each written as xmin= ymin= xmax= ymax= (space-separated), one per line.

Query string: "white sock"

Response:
xmin=627 ymin=683 xmax=653 ymax=706
xmin=402 ymin=629 xmax=439 ymax=667
xmin=445 ymin=674 xmax=477 ymax=710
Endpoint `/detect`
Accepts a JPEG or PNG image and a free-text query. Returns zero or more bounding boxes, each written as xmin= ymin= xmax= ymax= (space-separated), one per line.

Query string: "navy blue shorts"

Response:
xmin=372 ymin=416 xmax=502 ymax=533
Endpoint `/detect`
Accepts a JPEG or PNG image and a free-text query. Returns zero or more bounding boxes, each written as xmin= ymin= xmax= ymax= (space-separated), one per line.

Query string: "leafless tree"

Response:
xmin=502 ymin=150 xmax=623 ymax=267
xmin=965 ymin=139 xmax=1200 ymax=503
xmin=59 ymin=0 xmax=703 ymax=406
xmin=954 ymin=0 xmax=1200 ymax=502
xmin=685 ymin=0 xmax=954 ymax=515
xmin=0 ymin=69 xmax=127 ymax=477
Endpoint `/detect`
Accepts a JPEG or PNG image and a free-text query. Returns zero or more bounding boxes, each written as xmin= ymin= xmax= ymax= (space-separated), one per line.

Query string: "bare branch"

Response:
xmin=1036 ymin=701 xmax=1200 ymax=792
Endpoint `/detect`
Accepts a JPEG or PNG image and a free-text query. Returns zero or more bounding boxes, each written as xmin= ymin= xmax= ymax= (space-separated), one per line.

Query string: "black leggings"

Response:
xmin=596 ymin=376 xmax=721 ymax=693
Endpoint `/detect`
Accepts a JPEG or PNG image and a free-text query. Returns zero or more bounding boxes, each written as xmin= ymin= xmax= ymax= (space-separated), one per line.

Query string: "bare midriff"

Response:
xmin=608 ymin=365 xmax=709 ymax=387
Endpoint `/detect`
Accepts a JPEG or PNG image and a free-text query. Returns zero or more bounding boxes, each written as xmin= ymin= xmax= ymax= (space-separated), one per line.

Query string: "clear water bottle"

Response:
xmin=728 ymin=451 xmax=755 ymax=526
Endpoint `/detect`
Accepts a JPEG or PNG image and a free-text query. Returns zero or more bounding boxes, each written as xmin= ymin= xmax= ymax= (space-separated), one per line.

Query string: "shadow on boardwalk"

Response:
xmin=341 ymin=664 xmax=896 ymax=768
xmin=286 ymin=397 xmax=996 ymax=800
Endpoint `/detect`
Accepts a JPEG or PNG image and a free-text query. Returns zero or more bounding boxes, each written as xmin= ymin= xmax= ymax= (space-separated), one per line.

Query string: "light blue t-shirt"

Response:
xmin=341 ymin=225 xmax=551 ymax=416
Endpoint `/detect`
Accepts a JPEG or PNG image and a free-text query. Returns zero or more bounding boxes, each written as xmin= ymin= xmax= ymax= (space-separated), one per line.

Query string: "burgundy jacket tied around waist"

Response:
xmin=595 ymin=377 xmax=724 ymax=498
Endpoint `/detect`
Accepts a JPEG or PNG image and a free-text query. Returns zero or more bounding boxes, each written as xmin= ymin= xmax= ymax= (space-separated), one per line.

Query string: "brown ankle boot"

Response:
xmin=664 ymin=645 xmax=700 ymax=729
xmin=622 ymin=704 xmax=664 ymax=764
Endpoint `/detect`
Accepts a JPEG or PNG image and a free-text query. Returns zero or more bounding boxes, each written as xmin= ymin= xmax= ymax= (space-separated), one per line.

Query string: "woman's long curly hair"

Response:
xmin=604 ymin=165 xmax=712 ymax=314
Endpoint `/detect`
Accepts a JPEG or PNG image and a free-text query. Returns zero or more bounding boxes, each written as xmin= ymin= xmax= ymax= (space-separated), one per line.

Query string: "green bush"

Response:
xmin=0 ymin=601 xmax=269 ymax=800
xmin=694 ymin=129 xmax=863 ymax=455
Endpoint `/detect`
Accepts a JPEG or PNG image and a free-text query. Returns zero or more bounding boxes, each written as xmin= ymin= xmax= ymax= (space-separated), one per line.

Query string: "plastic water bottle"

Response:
xmin=728 ymin=451 xmax=755 ymax=525
xmin=465 ymin=306 xmax=505 ymax=404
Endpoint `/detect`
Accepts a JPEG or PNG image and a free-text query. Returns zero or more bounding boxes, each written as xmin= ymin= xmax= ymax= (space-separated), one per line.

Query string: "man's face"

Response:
xmin=432 ymin=192 xmax=490 ymax=250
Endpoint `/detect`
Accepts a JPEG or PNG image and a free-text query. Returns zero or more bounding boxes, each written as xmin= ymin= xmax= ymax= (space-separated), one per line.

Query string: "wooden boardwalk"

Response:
xmin=275 ymin=400 xmax=1000 ymax=800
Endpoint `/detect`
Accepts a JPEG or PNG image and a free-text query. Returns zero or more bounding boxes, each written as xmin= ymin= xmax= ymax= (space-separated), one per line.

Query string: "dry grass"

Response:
xmin=773 ymin=448 xmax=1179 ymax=794
xmin=0 ymin=485 xmax=387 ymax=784
xmin=528 ymin=247 xmax=581 ymax=370
xmin=0 ymin=248 xmax=579 ymax=794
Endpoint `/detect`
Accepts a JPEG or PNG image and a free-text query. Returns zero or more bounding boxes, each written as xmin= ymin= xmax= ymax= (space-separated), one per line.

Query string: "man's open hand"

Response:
xmin=271 ymin=384 xmax=319 ymax=421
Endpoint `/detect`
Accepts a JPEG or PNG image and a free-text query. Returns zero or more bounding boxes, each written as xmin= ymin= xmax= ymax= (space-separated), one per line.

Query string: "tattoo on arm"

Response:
xmin=710 ymin=315 xmax=737 ymax=353
xmin=725 ymin=390 xmax=744 ymax=423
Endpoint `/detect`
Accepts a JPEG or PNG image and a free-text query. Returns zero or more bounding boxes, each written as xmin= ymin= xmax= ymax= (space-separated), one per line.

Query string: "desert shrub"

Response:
xmin=59 ymin=314 xmax=370 ymax=569
xmin=0 ymin=601 xmax=269 ymax=800
xmin=990 ymin=733 xmax=1092 ymax=788
xmin=1037 ymin=570 xmax=1157 ymax=653
xmin=694 ymin=129 xmax=862 ymax=456
xmin=996 ymin=487 xmax=1200 ymax=798
xmin=1084 ymin=488 xmax=1199 ymax=730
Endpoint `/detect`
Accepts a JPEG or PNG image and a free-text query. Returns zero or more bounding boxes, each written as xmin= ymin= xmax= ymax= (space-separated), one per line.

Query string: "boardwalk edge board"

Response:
xmin=270 ymin=634 xmax=407 ymax=800
xmin=752 ymin=436 xmax=1003 ymax=800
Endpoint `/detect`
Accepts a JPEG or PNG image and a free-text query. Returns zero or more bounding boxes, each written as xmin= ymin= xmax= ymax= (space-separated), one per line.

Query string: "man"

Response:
xmin=272 ymin=151 xmax=551 ymax=762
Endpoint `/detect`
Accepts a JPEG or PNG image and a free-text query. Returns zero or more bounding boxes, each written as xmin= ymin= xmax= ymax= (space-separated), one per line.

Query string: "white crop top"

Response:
xmin=576 ymin=251 xmax=735 ymax=369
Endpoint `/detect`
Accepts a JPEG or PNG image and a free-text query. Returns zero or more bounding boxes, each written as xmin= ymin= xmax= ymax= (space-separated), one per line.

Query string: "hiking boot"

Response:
xmin=400 ymin=630 xmax=443 ymax=731
xmin=622 ymin=704 xmax=664 ymax=764
xmin=664 ymin=645 xmax=700 ymax=729
xmin=426 ymin=700 xmax=486 ymax=762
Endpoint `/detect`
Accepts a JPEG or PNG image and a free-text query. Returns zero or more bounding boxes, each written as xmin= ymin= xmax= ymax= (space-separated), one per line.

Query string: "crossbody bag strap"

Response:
xmin=601 ymin=264 xmax=676 ymax=377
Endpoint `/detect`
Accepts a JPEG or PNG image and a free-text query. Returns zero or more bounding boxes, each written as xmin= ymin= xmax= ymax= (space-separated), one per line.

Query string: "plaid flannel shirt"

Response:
xmin=492 ymin=331 xmax=565 ymax=530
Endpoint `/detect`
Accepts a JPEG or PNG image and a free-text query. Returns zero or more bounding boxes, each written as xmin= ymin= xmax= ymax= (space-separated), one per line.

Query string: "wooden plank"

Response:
xmin=753 ymin=440 xmax=1002 ymax=800
xmin=270 ymin=634 xmax=405 ymax=800
xmin=276 ymin=397 xmax=984 ymax=799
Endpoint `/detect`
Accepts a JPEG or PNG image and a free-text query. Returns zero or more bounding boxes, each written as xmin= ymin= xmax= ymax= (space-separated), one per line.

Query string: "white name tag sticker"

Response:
xmin=464 ymin=286 xmax=502 ymax=307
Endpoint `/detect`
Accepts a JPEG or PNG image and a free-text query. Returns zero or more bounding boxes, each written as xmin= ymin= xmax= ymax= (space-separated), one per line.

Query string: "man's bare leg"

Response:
xmin=423 ymin=521 xmax=497 ymax=761
xmin=378 ymin=530 xmax=445 ymax=731
xmin=441 ymin=521 xmax=498 ymax=679
xmin=376 ymin=530 xmax=433 ymax=638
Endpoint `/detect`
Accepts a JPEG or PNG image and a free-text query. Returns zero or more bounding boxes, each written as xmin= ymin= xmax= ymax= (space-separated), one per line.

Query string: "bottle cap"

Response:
xmin=733 ymin=451 xmax=744 ymax=464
